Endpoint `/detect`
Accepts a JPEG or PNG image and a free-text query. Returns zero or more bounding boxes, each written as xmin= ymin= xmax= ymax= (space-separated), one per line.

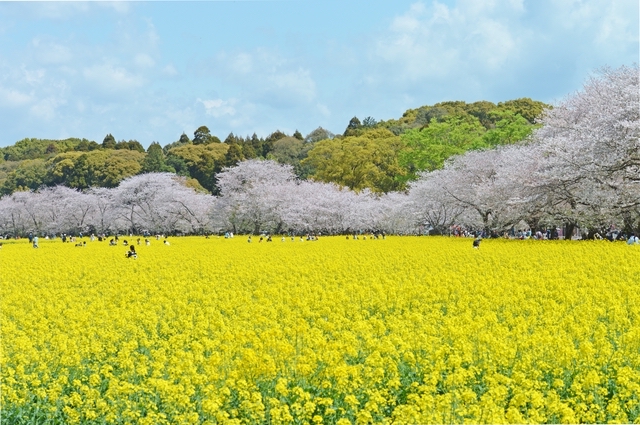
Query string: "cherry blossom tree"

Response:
xmin=530 ymin=64 xmax=639 ymax=235
xmin=36 ymin=186 xmax=96 ymax=235
xmin=87 ymin=186 xmax=116 ymax=235
xmin=110 ymin=173 xmax=215 ymax=234
xmin=215 ymin=159 xmax=296 ymax=234
xmin=0 ymin=193 xmax=30 ymax=237
xmin=406 ymin=170 xmax=465 ymax=234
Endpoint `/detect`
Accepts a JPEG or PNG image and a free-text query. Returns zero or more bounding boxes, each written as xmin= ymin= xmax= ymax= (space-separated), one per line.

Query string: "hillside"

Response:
xmin=0 ymin=98 xmax=549 ymax=195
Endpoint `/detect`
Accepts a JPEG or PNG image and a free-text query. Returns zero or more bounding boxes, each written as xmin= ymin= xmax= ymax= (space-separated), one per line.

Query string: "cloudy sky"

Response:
xmin=0 ymin=0 xmax=637 ymax=148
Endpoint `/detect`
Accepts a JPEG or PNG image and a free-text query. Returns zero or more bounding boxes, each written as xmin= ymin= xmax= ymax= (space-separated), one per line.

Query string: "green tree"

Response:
xmin=1 ymin=138 xmax=88 ymax=161
xmin=166 ymin=143 xmax=229 ymax=193
xmin=304 ymin=127 xmax=334 ymax=143
xmin=128 ymin=140 xmax=145 ymax=152
xmin=45 ymin=150 xmax=145 ymax=189
xmin=96 ymin=150 xmax=145 ymax=187
xmin=465 ymin=101 xmax=498 ymax=129
xmin=163 ymin=133 xmax=191 ymax=154
xmin=102 ymin=134 xmax=116 ymax=149
xmin=362 ymin=116 xmax=377 ymax=128
xmin=256 ymin=135 xmax=270 ymax=157
xmin=269 ymin=137 xmax=304 ymax=164
xmin=179 ymin=133 xmax=191 ymax=144
xmin=224 ymin=143 xmax=245 ymax=167
xmin=496 ymin=98 xmax=550 ymax=124
xmin=343 ymin=116 xmax=362 ymax=137
xmin=193 ymin=126 xmax=221 ymax=145
xmin=223 ymin=132 xmax=242 ymax=144
xmin=266 ymin=136 xmax=316 ymax=178
xmin=303 ymin=128 xmax=407 ymax=192
xmin=114 ymin=140 xmax=145 ymax=152
xmin=0 ymin=159 xmax=47 ymax=195
xmin=165 ymin=155 xmax=190 ymax=176
xmin=143 ymin=142 xmax=173 ymax=173
xmin=399 ymin=115 xmax=486 ymax=180
xmin=480 ymin=110 xmax=535 ymax=147
xmin=45 ymin=151 xmax=86 ymax=188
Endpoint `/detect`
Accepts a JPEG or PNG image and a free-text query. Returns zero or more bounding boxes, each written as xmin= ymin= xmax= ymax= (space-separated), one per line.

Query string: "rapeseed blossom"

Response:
xmin=1 ymin=236 xmax=638 ymax=424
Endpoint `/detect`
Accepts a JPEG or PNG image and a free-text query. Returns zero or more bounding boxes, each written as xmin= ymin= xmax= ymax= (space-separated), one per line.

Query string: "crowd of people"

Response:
xmin=4 ymin=227 xmax=638 ymax=259
xmin=11 ymin=231 xmax=178 ymax=260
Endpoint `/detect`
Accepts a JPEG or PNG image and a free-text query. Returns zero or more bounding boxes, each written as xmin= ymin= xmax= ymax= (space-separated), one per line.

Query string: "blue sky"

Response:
xmin=0 ymin=0 xmax=638 ymax=148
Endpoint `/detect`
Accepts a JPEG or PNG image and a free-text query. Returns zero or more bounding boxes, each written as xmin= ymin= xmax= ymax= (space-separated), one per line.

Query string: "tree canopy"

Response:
xmin=0 ymin=96 xmax=548 ymax=195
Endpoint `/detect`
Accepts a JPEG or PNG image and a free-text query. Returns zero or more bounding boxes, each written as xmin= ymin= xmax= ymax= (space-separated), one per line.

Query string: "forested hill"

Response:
xmin=0 ymin=97 xmax=548 ymax=195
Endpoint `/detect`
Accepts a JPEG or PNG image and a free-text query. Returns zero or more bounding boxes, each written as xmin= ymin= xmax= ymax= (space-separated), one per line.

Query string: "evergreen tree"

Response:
xmin=102 ymin=134 xmax=116 ymax=149
xmin=344 ymin=117 xmax=362 ymax=136
xmin=143 ymin=142 xmax=172 ymax=173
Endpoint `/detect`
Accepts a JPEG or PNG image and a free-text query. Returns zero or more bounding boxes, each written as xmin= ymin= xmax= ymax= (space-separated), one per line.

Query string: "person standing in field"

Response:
xmin=32 ymin=236 xmax=39 ymax=248
xmin=473 ymin=237 xmax=481 ymax=249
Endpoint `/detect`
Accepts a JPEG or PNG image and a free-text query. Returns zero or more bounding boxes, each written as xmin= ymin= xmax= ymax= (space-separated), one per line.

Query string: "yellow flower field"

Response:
xmin=1 ymin=236 xmax=639 ymax=424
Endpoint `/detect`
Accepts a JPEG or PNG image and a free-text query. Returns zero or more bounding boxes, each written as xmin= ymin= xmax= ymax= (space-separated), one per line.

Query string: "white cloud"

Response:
xmin=375 ymin=0 xmax=523 ymax=83
xmin=83 ymin=63 xmax=144 ymax=92
xmin=143 ymin=18 xmax=160 ymax=48
xmin=22 ymin=67 xmax=47 ymax=86
xmin=199 ymin=98 xmax=237 ymax=118
xmin=594 ymin=1 xmax=639 ymax=46
xmin=269 ymin=68 xmax=316 ymax=102
xmin=212 ymin=49 xmax=317 ymax=108
xmin=134 ymin=53 xmax=155 ymax=68
xmin=30 ymin=97 xmax=64 ymax=121
xmin=167 ymin=106 xmax=196 ymax=131
xmin=162 ymin=64 xmax=178 ymax=76
xmin=230 ymin=53 xmax=253 ymax=74
xmin=29 ymin=2 xmax=91 ymax=20
xmin=97 ymin=2 xmax=130 ymax=15
xmin=31 ymin=38 xmax=73 ymax=64
xmin=317 ymin=103 xmax=331 ymax=117
xmin=0 ymin=87 xmax=33 ymax=108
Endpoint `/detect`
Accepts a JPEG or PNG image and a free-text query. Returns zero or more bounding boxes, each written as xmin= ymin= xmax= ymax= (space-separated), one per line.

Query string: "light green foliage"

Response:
xmin=379 ymin=98 xmax=549 ymax=135
xmin=91 ymin=150 xmax=146 ymax=187
xmin=399 ymin=109 xmax=539 ymax=181
xmin=496 ymin=98 xmax=549 ymax=124
xmin=0 ymin=97 xmax=548 ymax=195
xmin=399 ymin=115 xmax=486 ymax=178
xmin=0 ymin=138 xmax=92 ymax=162
xmin=481 ymin=111 xmax=535 ymax=147
xmin=304 ymin=128 xmax=407 ymax=193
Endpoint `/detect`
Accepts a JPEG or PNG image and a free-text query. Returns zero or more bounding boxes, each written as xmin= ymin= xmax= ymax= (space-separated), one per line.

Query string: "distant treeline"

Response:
xmin=0 ymin=98 xmax=548 ymax=195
